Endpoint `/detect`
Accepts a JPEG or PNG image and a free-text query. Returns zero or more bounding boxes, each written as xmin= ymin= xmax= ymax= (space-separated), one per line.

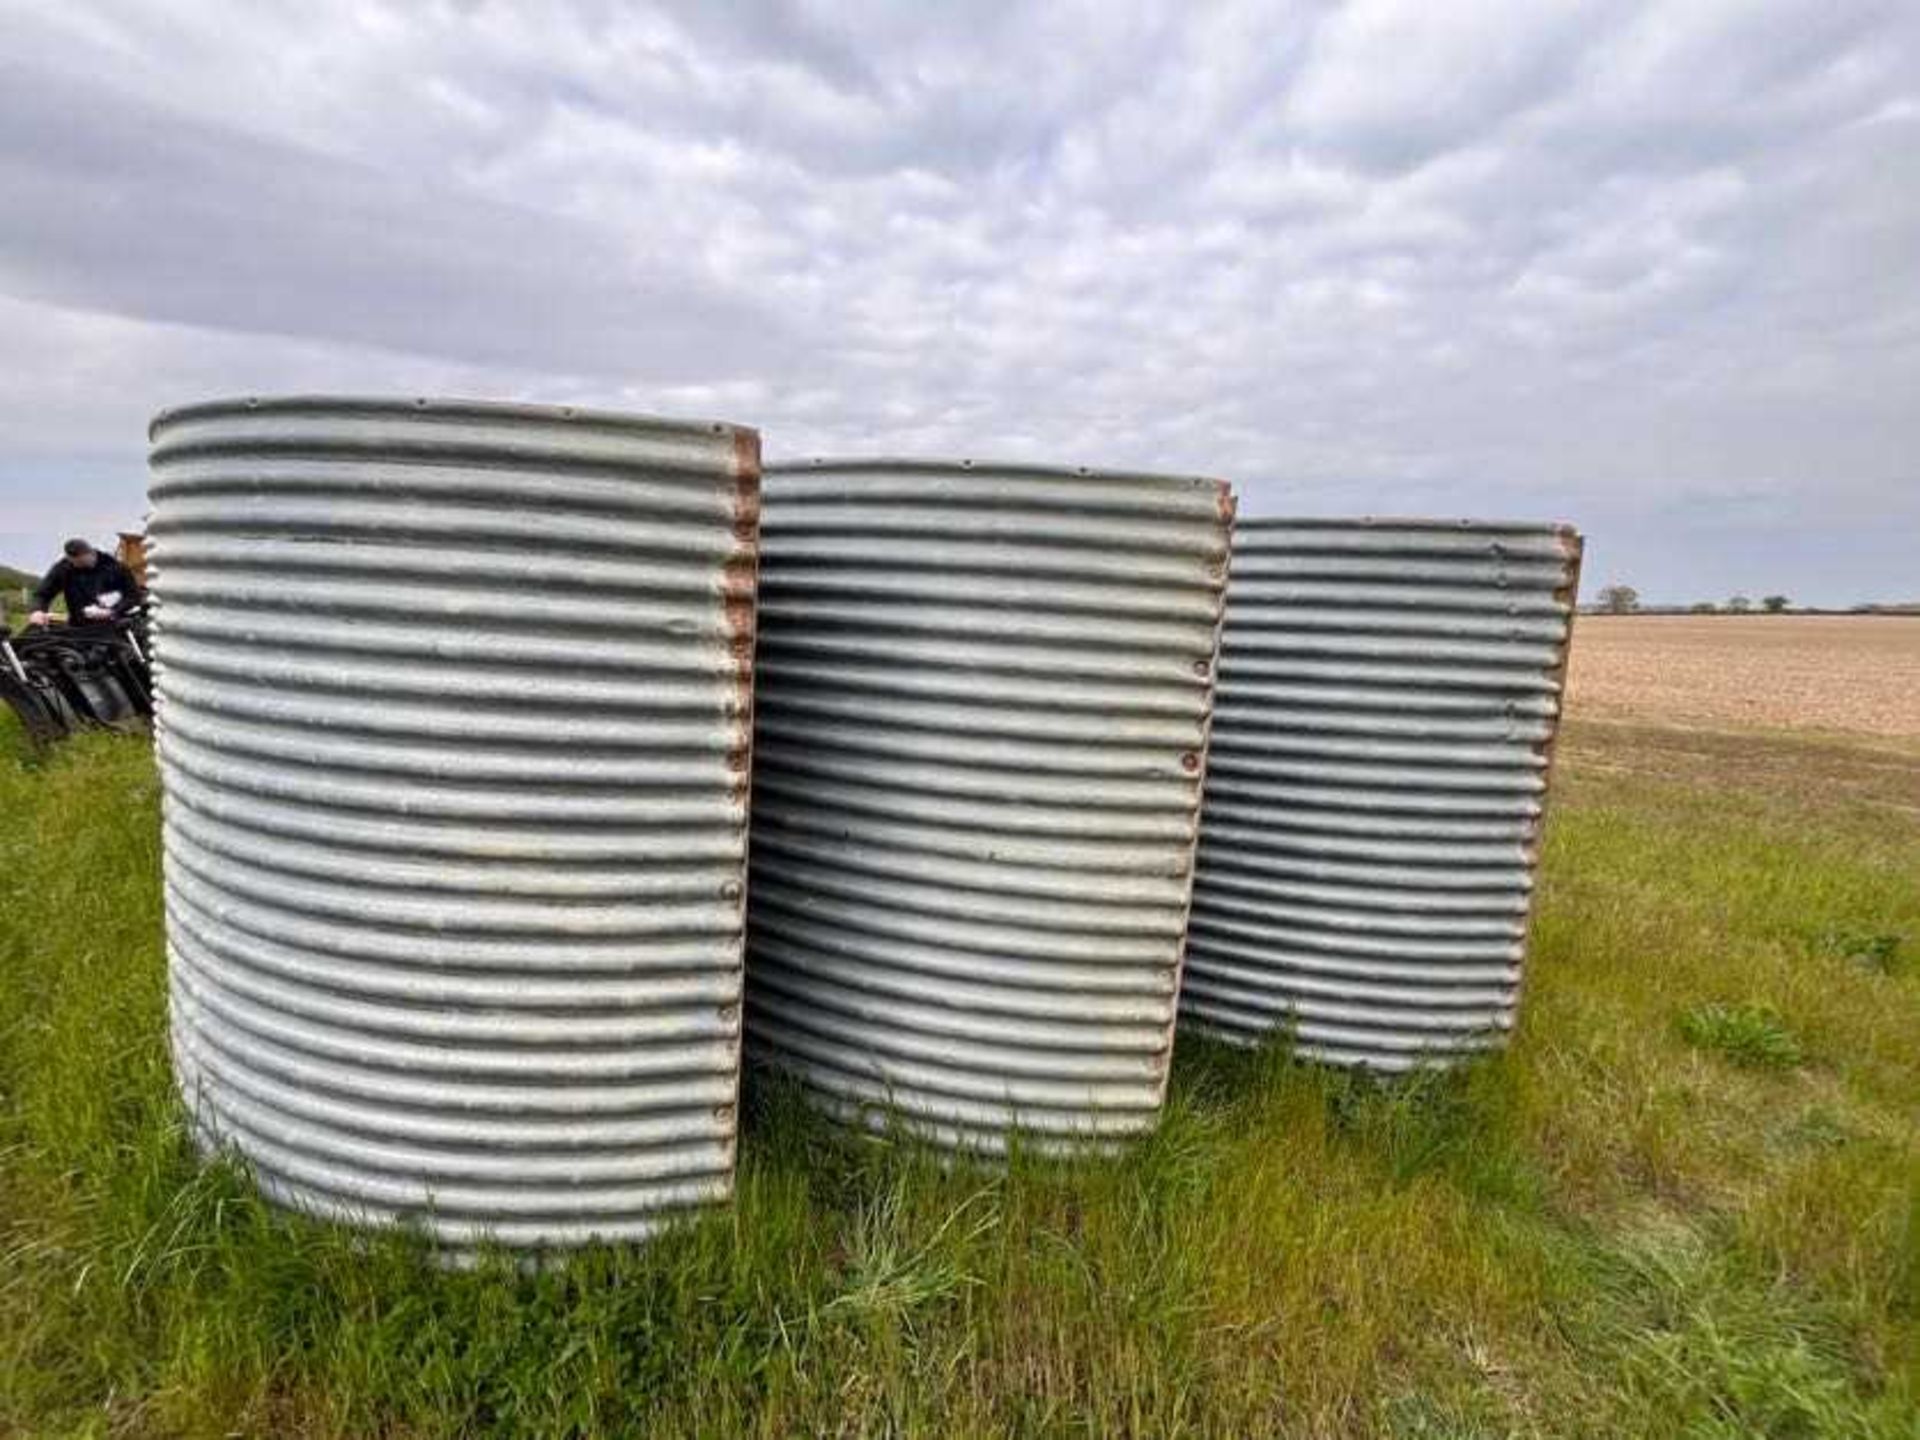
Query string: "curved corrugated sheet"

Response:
xmin=1181 ymin=518 xmax=1582 ymax=1070
xmin=148 ymin=396 xmax=760 ymax=1250
xmin=745 ymin=459 xmax=1231 ymax=1153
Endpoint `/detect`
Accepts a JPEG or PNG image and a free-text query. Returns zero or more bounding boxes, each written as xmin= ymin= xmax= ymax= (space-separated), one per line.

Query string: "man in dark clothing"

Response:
xmin=28 ymin=538 xmax=146 ymax=627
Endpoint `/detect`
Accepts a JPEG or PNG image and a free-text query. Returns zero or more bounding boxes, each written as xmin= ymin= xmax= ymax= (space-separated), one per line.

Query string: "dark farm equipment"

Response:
xmin=0 ymin=611 xmax=155 ymax=745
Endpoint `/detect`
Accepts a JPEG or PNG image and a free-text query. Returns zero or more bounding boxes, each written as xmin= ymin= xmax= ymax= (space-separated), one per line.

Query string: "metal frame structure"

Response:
xmin=1 ymin=614 xmax=154 ymax=744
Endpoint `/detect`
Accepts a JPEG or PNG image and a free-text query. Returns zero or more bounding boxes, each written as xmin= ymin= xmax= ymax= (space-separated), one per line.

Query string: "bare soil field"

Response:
xmin=1566 ymin=614 xmax=1920 ymax=740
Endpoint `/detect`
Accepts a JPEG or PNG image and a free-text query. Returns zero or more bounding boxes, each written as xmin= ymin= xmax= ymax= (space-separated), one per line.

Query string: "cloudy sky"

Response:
xmin=2 ymin=1 xmax=1915 ymax=605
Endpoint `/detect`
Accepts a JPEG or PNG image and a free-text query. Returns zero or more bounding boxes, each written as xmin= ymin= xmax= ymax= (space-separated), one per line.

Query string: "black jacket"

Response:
xmin=35 ymin=554 xmax=145 ymax=622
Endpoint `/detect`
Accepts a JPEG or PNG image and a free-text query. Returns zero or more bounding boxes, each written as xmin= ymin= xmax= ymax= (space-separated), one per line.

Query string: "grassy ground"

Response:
xmin=1 ymin=711 xmax=1915 ymax=1437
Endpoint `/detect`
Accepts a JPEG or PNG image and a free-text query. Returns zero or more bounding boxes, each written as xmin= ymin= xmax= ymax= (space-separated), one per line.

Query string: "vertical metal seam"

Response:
xmin=721 ymin=427 xmax=763 ymax=1156
xmin=1162 ymin=483 xmax=1236 ymax=1093
xmin=1506 ymin=526 xmax=1584 ymax=1044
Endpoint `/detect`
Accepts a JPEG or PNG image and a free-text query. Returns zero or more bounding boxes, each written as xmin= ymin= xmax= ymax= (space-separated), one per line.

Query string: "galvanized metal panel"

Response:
xmin=744 ymin=459 xmax=1232 ymax=1153
xmin=148 ymin=396 xmax=759 ymax=1251
xmin=1181 ymin=518 xmax=1582 ymax=1070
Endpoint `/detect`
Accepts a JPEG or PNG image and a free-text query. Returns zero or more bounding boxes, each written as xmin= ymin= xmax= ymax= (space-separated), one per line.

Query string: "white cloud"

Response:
xmin=0 ymin=0 xmax=1916 ymax=604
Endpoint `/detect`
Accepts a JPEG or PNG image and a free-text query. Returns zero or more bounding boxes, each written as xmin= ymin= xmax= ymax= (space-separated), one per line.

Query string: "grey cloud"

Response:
xmin=0 ymin=58 xmax=792 ymax=380
xmin=1282 ymin=1 xmax=1619 ymax=174
xmin=0 ymin=1 xmax=1917 ymax=607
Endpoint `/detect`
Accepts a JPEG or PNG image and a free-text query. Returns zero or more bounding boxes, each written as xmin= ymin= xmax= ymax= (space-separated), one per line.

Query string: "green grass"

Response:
xmin=1 ymin=564 xmax=46 ymax=627
xmin=1677 ymin=1003 xmax=1805 ymax=1070
xmin=1815 ymin=927 xmax=1907 ymax=977
xmin=2 ymin=712 xmax=1916 ymax=1436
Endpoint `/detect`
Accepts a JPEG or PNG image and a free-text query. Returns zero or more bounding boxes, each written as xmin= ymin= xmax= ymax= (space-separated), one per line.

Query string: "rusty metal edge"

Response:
xmin=1507 ymin=524 xmax=1585 ymax=1046
xmin=1165 ymin=484 xmax=1237 ymax=1083
xmin=723 ymin=427 xmax=763 ymax=1158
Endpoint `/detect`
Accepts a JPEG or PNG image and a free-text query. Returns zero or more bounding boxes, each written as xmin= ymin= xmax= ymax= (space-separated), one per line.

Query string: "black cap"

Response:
xmin=63 ymin=538 xmax=93 ymax=558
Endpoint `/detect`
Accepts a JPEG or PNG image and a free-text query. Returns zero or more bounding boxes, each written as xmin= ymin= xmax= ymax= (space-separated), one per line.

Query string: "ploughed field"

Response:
xmin=1568 ymin=614 xmax=1920 ymax=740
xmin=2 ymin=621 xmax=1917 ymax=1435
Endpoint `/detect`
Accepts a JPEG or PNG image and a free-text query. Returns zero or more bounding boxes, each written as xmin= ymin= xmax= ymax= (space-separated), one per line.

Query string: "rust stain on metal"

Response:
xmin=731 ymin=428 xmax=763 ymax=485
xmin=732 ymin=466 xmax=762 ymax=545
xmin=1165 ymin=481 xmax=1235 ymax=1091
xmin=1515 ymin=525 xmax=1584 ymax=889
xmin=724 ymin=595 xmax=757 ymax=652
xmin=721 ymin=451 xmax=762 ymax=729
xmin=717 ymin=428 xmax=763 ymax=1177
xmin=1501 ymin=527 xmax=1583 ymax=1051
xmin=1214 ymin=481 xmax=1238 ymax=531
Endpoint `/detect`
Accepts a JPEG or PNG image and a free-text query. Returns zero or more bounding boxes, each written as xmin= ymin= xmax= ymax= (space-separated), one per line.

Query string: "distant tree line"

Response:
xmin=1592 ymin=586 xmax=1793 ymax=615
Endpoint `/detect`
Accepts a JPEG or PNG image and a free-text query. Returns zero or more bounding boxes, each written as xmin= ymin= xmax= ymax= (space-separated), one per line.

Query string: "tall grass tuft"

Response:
xmin=1677 ymin=1002 xmax=1806 ymax=1070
